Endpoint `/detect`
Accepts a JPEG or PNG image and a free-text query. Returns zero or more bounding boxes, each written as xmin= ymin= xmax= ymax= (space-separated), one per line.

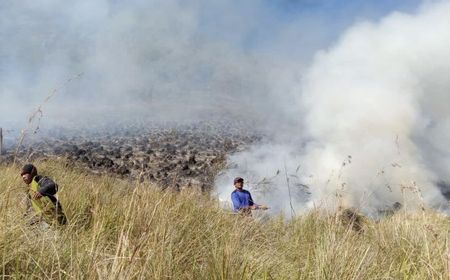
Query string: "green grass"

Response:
xmin=1 ymin=159 xmax=450 ymax=279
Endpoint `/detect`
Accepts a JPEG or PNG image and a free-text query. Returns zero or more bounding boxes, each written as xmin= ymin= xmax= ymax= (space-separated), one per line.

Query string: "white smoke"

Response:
xmin=2 ymin=0 xmax=444 ymax=215
xmin=0 ymin=0 xmax=278 ymax=130
xmin=216 ymin=1 xmax=450 ymax=216
xmin=0 ymin=0 xmax=418 ymax=131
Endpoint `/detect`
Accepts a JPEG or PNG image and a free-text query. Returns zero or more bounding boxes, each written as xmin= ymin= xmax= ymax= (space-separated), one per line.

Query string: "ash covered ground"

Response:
xmin=2 ymin=121 xmax=262 ymax=190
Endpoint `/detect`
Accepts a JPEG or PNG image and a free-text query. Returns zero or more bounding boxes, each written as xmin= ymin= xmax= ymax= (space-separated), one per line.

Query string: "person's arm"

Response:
xmin=248 ymin=192 xmax=258 ymax=209
xmin=37 ymin=177 xmax=58 ymax=197
xmin=248 ymin=192 xmax=268 ymax=210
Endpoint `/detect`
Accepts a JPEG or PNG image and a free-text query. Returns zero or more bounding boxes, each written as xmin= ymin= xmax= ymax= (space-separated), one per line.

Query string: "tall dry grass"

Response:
xmin=1 ymin=159 xmax=450 ymax=279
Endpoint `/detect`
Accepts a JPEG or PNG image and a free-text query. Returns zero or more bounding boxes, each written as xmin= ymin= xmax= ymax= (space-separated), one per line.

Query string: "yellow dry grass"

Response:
xmin=1 ymin=159 xmax=450 ymax=279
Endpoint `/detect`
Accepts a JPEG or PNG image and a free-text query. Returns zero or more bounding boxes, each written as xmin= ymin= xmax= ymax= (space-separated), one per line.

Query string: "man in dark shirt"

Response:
xmin=231 ymin=177 xmax=268 ymax=215
xmin=21 ymin=164 xmax=67 ymax=226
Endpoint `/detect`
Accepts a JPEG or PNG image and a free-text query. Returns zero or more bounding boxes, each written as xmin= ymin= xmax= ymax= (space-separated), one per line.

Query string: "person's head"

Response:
xmin=21 ymin=164 xmax=37 ymax=185
xmin=234 ymin=177 xmax=244 ymax=189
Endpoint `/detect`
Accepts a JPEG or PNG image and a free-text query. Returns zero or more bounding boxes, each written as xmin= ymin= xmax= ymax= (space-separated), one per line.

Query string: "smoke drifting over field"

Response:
xmin=0 ymin=0 xmax=418 ymax=128
xmin=0 ymin=0 xmax=302 ymax=129
xmin=217 ymin=1 xmax=450 ymax=216
xmin=2 ymin=0 xmax=448 ymax=215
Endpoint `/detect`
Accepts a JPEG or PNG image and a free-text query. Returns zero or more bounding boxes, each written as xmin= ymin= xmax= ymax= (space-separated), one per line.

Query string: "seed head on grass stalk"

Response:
xmin=12 ymin=73 xmax=83 ymax=166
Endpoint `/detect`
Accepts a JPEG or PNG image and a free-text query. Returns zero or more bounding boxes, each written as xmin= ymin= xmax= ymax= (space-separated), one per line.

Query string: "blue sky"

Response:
xmin=264 ymin=0 xmax=421 ymax=12
xmin=197 ymin=0 xmax=423 ymax=64
xmin=267 ymin=0 xmax=421 ymax=18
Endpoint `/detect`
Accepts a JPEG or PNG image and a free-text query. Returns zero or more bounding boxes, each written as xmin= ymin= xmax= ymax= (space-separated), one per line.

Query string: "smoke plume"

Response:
xmin=216 ymin=1 xmax=450 ymax=216
xmin=1 ymin=0 xmax=444 ymax=216
xmin=0 ymin=0 xmax=417 ymax=129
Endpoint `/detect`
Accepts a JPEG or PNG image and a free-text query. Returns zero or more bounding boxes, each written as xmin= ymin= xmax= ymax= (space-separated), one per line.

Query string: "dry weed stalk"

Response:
xmin=13 ymin=73 xmax=83 ymax=166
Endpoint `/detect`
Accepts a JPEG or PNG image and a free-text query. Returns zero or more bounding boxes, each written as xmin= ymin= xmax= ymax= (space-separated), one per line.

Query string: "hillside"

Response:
xmin=1 ymin=160 xmax=450 ymax=279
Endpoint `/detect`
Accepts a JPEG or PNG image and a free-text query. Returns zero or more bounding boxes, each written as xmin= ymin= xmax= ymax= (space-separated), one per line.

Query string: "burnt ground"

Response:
xmin=2 ymin=121 xmax=262 ymax=190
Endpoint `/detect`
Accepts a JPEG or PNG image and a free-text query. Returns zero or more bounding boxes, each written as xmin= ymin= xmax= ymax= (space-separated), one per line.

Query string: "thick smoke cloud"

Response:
xmin=0 ymin=0 xmax=418 ymax=130
xmin=216 ymin=1 xmax=450 ymax=216
xmin=1 ymin=0 xmax=439 ymax=215
xmin=0 ymin=0 xmax=281 ymax=130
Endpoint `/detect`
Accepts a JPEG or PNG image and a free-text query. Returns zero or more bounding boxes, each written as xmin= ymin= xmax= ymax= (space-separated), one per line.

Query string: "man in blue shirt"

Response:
xmin=231 ymin=177 xmax=268 ymax=215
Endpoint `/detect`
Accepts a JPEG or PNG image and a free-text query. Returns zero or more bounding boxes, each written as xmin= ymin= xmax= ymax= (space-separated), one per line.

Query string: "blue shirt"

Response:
xmin=231 ymin=189 xmax=255 ymax=212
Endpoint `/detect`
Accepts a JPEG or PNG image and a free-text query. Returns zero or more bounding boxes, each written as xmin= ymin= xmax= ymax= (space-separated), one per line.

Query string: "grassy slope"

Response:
xmin=1 ymin=160 xmax=450 ymax=279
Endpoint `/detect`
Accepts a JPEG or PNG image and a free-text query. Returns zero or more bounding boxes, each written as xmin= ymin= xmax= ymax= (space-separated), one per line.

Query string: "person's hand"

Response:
xmin=33 ymin=192 xmax=43 ymax=200
xmin=259 ymin=205 xmax=269 ymax=210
